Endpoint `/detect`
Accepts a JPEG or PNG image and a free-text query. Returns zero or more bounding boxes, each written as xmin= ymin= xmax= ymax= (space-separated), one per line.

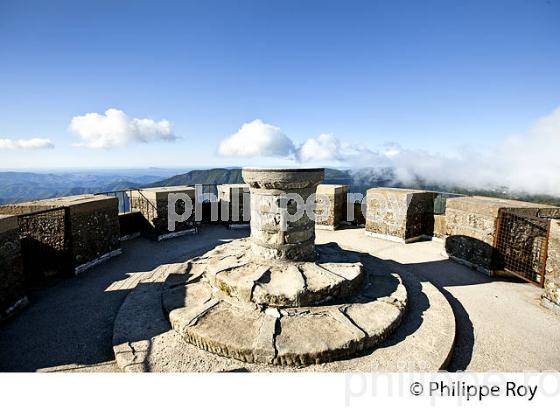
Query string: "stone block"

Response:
xmin=118 ymin=211 xmax=148 ymax=239
xmin=315 ymin=184 xmax=348 ymax=230
xmin=0 ymin=194 xmax=121 ymax=276
xmin=444 ymin=196 xmax=550 ymax=274
xmin=0 ymin=215 xmax=26 ymax=319
xmin=365 ymin=188 xmax=435 ymax=243
xmin=130 ymin=186 xmax=196 ymax=235
xmin=543 ymin=220 xmax=560 ymax=311
xmin=217 ymin=184 xmax=250 ymax=224
xmin=434 ymin=214 xmax=447 ymax=239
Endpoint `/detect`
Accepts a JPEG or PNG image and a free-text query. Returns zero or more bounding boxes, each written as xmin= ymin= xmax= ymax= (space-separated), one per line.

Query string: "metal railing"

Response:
xmin=95 ymin=188 xmax=158 ymax=220
xmin=196 ymin=184 xmax=219 ymax=203
xmin=494 ymin=208 xmax=551 ymax=287
xmin=433 ymin=192 xmax=465 ymax=215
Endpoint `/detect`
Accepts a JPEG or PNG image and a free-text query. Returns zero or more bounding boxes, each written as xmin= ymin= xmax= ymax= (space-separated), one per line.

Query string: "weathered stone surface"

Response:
xmin=217 ymin=184 xmax=250 ymax=224
xmin=344 ymin=301 xmax=403 ymax=348
xmin=182 ymin=302 xmax=277 ymax=363
xmin=163 ymin=238 xmax=406 ymax=366
xmin=315 ymin=184 xmax=348 ymax=230
xmin=155 ymin=169 xmax=410 ymax=367
xmin=243 ymin=168 xmax=324 ymax=261
xmin=274 ymin=310 xmax=361 ymax=365
xmin=0 ymin=215 xmax=26 ymax=319
xmin=434 ymin=214 xmax=447 ymax=239
xmin=445 ymin=196 xmax=552 ymax=274
xmin=130 ymin=186 xmax=196 ymax=235
xmin=0 ymin=194 xmax=120 ymax=276
xmin=69 ymin=199 xmax=120 ymax=267
xmin=252 ymin=265 xmax=306 ymax=306
xmin=195 ymin=239 xmax=364 ymax=307
xmin=543 ymin=220 xmax=560 ymax=309
xmin=113 ymin=234 xmax=455 ymax=372
xmin=365 ymin=188 xmax=435 ymax=243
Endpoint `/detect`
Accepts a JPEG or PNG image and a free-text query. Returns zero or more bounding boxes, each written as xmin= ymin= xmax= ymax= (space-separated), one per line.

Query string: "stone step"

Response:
xmin=112 ymin=257 xmax=455 ymax=372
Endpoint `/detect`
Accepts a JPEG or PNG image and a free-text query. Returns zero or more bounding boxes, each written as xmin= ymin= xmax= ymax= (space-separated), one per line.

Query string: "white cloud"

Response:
xmin=296 ymin=134 xmax=342 ymax=162
xmin=218 ymin=119 xmax=296 ymax=157
xmin=219 ymin=108 xmax=560 ymax=196
xmin=69 ymin=108 xmax=179 ymax=149
xmin=0 ymin=138 xmax=54 ymax=150
xmin=353 ymin=107 xmax=560 ymax=196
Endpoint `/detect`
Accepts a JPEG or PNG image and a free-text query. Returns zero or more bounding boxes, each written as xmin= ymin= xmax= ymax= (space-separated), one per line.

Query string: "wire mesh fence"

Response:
xmin=493 ymin=208 xmax=555 ymax=286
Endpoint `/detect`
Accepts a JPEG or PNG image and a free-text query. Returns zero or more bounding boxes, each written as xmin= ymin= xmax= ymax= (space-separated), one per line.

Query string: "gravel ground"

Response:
xmin=1 ymin=225 xmax=559 ymax=372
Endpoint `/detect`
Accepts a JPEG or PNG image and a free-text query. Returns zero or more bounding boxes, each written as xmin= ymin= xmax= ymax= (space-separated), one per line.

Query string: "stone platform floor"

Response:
xmin=1 ymin=225 xmax=559 ymax=372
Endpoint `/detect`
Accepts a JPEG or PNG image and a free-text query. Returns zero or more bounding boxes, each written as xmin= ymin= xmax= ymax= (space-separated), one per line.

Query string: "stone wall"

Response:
xmin=434 ymin=214 xmax=447 ymax=239
xmin=0 ymin=205 xmax=71 ymax=281
xmin=118 ymin=211 xmax=148 ymax=238
xmin=493 ymin=208 xmax=549 ymax=280
xmin=69 ymin=199 xmax=121 ymax=267
xmin=365 ymin=188 xmax=435 ymax=243
xmin=131 ymin=186 xmax=196 ymax=235
xmin=445 ymin=196 xmax=551 ymax=275
xmin=315 ymin=184 xmax=348 ymax=230
xmin=543 ymin=220 xmax=560 ymax=311
xmin=0 ymin=194 xmax=121 ymax=275
xmin=217 ymin=184 xmax=250 ymax=224
xmin=0 ymin=215 xmax=26 ymax=319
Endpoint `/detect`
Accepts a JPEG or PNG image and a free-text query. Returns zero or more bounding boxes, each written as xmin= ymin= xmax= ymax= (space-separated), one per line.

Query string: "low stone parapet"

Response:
xmin=365 ymin=188 xmax=435 ymax=243
xmin=444 ymin=196 xmax=550 ymax=275
xmin=0 ymin=215 xmax=27 ymax=320
xmin=315 ymin=184 xmax=348 ymax=230
xmin=217 ymin=184 xmax=250 ymax=225
xmin=543 ymin=220 xmax=560 ymax=313
xmin=130 ymin=186 xmax=196 ymax=238
xmin=433 ymin=214 xmax=447 ymax=239
xmin=0 ymin=194 xmax=121 ymax=277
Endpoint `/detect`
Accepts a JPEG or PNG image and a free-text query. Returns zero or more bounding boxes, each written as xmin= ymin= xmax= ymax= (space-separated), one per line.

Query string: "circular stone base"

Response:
xmin=162 ymin=239 xmax=407 ymax=366
xmin=198 ymin=238 xmax=364 ymax=307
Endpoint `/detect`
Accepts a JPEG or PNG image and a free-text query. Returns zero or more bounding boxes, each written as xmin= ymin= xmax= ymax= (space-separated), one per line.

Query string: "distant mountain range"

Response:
xmin=0 ymin=171 xmax=167 ymax=204
xmin=145 ymin=168 xmax=370 ymax=187
xmin=147 ymin=168 xmax=560 ymax=206
xmin=1 ymin=167 xmax=559 ymax=206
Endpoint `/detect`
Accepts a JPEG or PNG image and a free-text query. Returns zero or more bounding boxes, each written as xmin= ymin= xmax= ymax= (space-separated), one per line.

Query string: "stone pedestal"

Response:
xmin=162 ymin=167 xmax=407 ymax=366
xmin=315 ymin=184 xmax=348 ymax=231
xmin=365 ymin=188 xmax=435 ymax=243
xmin=130 ymin=186 xmax=196 ymax=237
xmin=0 ymin=215 xmax=26 ymax=319
xmin=217 ymin=184 xmax=250 ymax=224
xmin=242 ymin=168 xmax=324 ymax=261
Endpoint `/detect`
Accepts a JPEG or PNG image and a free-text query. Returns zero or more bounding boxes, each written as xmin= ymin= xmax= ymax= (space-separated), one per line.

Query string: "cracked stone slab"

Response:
xmin=162 ymin=239 xmax=408 ymax=366
xmin=182 ymin=302 xmax=277 ymax=363
xmin=193 ymin=239 xmax=364 ymax=307
xmin=252 ymin=264 xmax=306 ymax=306
xmin=274 ymin=311 xmax=361 ymax=366
xmin=163 ymin=280 xmax=214 ymax=315
xmin=113 ymin=256 xmax=455 ymax=372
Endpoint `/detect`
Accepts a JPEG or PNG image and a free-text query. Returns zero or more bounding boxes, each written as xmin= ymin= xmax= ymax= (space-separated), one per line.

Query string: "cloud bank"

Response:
xmin=0 ymin=138 xmax=54 ymax=150
xmin=218 ymin=107 xmax=560 ymax=196
xmin=69 ymin=108 xmax=179 ymax=149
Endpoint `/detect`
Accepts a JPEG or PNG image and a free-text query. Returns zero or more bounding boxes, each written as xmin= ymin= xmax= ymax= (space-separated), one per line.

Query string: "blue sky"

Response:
xmin=1 ymin=0 xmax=559 ymax=172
